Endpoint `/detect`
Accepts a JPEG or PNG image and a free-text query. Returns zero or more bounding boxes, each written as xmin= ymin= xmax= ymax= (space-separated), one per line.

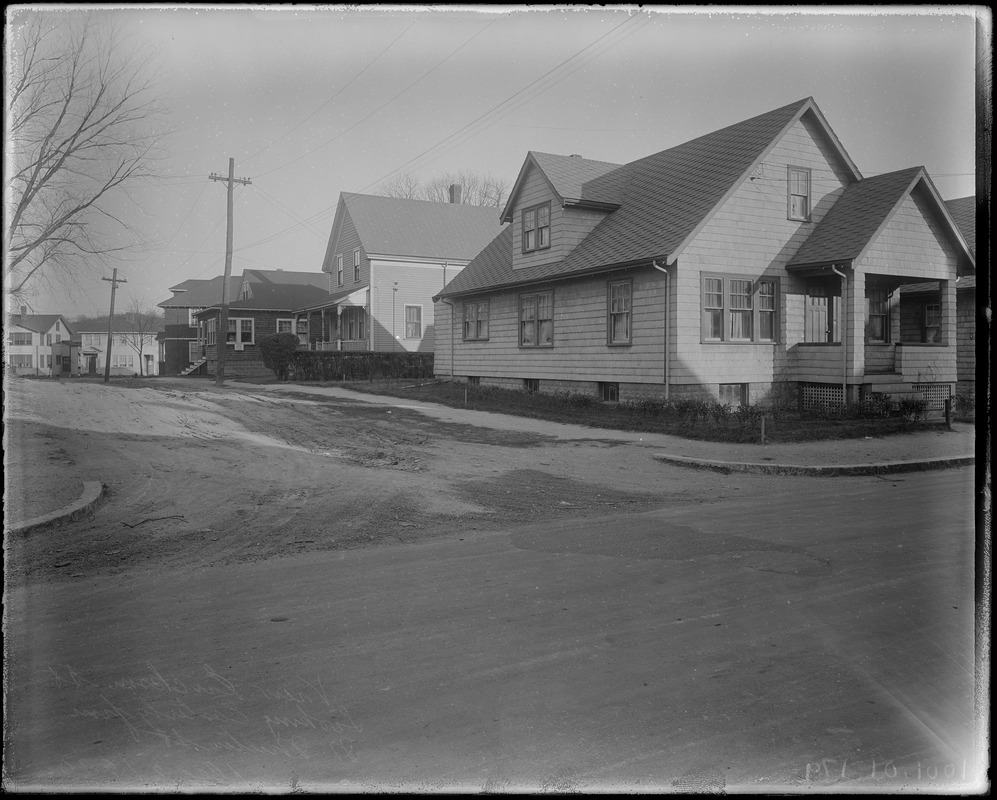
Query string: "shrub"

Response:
xmin=258 ymin=333 xmax=301 ymax=381
xmin=896 ymin=396 xmax=928 ymax=421
xmin=290 ymin=351 xmax=434 ymax=382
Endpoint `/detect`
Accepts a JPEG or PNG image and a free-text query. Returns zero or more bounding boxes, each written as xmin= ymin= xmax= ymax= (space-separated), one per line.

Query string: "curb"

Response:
xmin=652 ymin=454 xmax=975 ymax=477
xmin=6 ymin=481 xmax=105 ymax=536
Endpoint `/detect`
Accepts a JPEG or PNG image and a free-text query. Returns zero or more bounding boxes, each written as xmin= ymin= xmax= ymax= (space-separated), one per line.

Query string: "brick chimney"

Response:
xmin=449 ymin=184 xmax=462 ymax=204
xmin=20 ymin=305 xmax=27 ymax=319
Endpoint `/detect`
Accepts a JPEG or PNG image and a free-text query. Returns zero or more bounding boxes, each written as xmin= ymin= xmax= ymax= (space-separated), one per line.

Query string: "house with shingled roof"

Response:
xmin=158 ymin=269 xmax=327 ymax=375
xmin=433 ymin=97 xmax=975 ymax=413
xmin=192 ymin=282 xmax=331 ymax=378
xmin=294 ymin=192 xmax=506 ymax=353
xmin=6 ymin=308 xmax=76 ymax=377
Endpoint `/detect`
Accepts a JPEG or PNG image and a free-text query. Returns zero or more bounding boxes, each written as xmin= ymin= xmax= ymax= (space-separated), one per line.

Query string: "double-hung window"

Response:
xmin=10 ymin=332 xmax=31 ymax=345
xmin=276 ymin=319 xmax=294 ymax=334
xmin=701 ymin=274 xmax=779 ymax=343
xmin=337 ymin=255 xmax=344 ymax=287
xmin=463 ymin=301 xmax=489 ymax=341
xmin=520 ymin=291 xmax=553 ymax=347
xmin=607 ymin=280 xmax=632 ymax=345
xmin=404 ymin=305 xmax=422 ymax=339
xmin=788 ymin=166 xmax=811 ymax=221
xmin=353 ymin=249 xmax=361 ymax=282
xmin=866 ymin=288 xmax=889 ymax=342
xmin=226 ymin=317 xmax=254 ymax=345
xmin=924 ymin=303 xmax=941 ymax=343
xmin=522 ymin=203 xmax=551 ymax=253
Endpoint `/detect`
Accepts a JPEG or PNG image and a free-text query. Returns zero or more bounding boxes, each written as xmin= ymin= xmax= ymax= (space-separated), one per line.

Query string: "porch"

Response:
xmin=294 ymin=287 xmax=370 ymax=353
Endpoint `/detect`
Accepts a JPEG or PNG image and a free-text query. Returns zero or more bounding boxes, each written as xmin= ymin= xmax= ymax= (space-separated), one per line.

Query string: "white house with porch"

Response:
xmin=295 ymin=191 xmax=506 ymax=352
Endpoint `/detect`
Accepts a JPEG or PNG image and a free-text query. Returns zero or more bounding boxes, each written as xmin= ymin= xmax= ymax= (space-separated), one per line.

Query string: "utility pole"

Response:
xmin=101 ymin=268 xmax=126 ymax=384
xmin=208 ymin=158 xmax=252 ymax=385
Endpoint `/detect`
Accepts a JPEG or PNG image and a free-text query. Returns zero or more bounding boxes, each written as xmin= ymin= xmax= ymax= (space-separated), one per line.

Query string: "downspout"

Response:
xmin=439 ymin=298 xmax=455 ymax=380
xmin=831 ymin=264 xmax=848 ymax=405
xmin=652 ymin=260 xmax=670 ymax=399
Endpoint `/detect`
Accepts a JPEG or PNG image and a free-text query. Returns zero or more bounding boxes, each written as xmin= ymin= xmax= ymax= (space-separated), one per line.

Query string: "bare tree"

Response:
xmin=5 ymin=14 xmax=167 ymax=306
xmin=377 ymin=170 xmax=510 ymax=208
xmin=376 ymin=172 xmax=423 ymax=200
xmin=120 ymin=295 xmax=163 ymax=377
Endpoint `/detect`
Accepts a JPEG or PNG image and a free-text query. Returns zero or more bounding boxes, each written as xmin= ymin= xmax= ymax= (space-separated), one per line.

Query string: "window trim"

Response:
xmin=353 ymin=249 xmax=361 ymax=283
xmin=787 ymin=165 xmax=812 ymax=221
xmin=336 ymin=254 xmax=344 ymax=287
xmin=276 ymin=318 xmax=295 ymax=335
xmin=700 ymin=273 xmax=779 ymax=344
xmin=225 ymin=317 xmax=255 ymax=347
xmin=865 ymin=287 xmax=890 ymax=344
xmin=522 ymin=202 xmax=551 ymax=254
xmin=519 ymin=290 xmax=554 ymax=348
xmin=607 ymin=279 xmax=633 ymax=346
xmin=462 ymin=300 xmax=490 ymax=341
xmin=404 ymin=304 xmax=423 ymax=340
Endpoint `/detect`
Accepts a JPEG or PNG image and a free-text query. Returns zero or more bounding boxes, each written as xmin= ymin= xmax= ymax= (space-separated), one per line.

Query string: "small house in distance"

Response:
xmin=293 ymin=191 xmax=506 ymax=353
xmin=73 ymin=315 xmax=164 ymax=376
xmin=433 ymin=97 xmax=974 ymax=412
xmin=6 ymin=308 xmax=75 ymax=376
xmin=158 ymin=269 xmax=328 ymax=375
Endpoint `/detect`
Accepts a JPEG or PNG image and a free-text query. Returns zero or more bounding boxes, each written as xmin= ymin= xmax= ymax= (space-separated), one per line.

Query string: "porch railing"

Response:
xmin=307 ymin=339 xmax=369 ymax=352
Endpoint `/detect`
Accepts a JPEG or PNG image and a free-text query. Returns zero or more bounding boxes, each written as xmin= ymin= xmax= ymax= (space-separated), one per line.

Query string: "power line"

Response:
xmin=253 ymin=16 xmax=502 ymax=180
xmin=241 ymin=18 xmax=421 ymax=168
xmin=234 ymin=14 xmax=649 ymax=253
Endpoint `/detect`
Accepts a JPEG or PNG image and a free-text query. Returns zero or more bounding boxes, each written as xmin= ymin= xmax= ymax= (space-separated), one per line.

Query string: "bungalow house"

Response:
xmin=73 ymin=315 xmax=165 ymax=377
xmin=897 ymin=196 xmax=978 ymax=401
xmin=294 ymin=191 xmax=506 ymax=353
xmin=6 ymin=309 xmax=76 ymax=377
xmin=433 ymin=97 xmax=975 ymax=412
xmin=158 ymin=268 xmax=327 ymax=375
xmin=192 ymin=282 xmax=331 ymax=378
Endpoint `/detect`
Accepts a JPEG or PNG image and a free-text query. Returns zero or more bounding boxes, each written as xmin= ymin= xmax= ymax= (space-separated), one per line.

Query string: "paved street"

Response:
xmin=5 ymin=460 xmax=981 ymax=792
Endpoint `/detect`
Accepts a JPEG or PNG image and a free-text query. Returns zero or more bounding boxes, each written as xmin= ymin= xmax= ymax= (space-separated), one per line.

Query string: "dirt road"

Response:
xmin=5 ymin=376 xmax=735 ymax=584
xmin=3 ymin=377 xmax=983 ymax=793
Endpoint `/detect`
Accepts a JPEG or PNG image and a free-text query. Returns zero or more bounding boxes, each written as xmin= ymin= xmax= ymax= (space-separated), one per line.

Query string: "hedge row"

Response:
xmin=290 ymin=351 xmax=434 ymax=381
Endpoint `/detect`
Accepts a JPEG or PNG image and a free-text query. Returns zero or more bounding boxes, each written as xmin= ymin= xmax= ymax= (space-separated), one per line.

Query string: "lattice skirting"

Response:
xmin=800 ymin=383 xmax=845 ymax=410
xmin=912 ymin=383 xmax=952 ymax=410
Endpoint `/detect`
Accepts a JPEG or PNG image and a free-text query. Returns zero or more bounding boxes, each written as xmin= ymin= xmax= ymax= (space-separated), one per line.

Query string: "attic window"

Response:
xmin=788 ymin=167 xmax=811 ymax=221
xmin=522 ymin=202 xmax=550 ymax=253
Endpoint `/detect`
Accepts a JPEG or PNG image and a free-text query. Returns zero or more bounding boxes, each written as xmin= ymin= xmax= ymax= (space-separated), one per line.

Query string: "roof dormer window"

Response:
xmin=522 ymin=202 xmax=550 ymax=253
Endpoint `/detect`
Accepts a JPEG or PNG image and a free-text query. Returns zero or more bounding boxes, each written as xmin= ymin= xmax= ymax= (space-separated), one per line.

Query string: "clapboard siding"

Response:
xmin=369 ymin=260 xmax=462 ymax=353
xmin=443 ymin=268 xmax=666 ymax=382
xmin=510 ymin=165 xmax=610 ymax=271
xmin=326 ymin=210 xmax=367 ymax=290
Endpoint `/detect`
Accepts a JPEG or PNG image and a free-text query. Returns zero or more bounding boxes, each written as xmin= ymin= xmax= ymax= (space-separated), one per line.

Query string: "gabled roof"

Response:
xmin=242 ymin=269 xmax=327 ymax=289
xmin=159 ymin=275 xmax=242 ymax=309
xmin=944 ymin=196 xmax=975 ymax=257
xmin=6 ymin=314 xmax=72 ymax=335
xmin=321 ymin=193 xmax=506 ymax=270
xmin=501 ymin=152 xmax=625 ymax=222
xmin=194 ymin=283 xmax=329 ymax=314
xmin=442 ymin=97 xmax=858 ymax=297
xmin=788 ymin=168 xmax=974 ymax=270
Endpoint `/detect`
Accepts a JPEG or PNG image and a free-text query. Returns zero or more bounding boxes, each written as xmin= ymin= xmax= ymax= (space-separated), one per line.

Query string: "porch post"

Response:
xmin=846 ymin=269 xmax=864 ymax=405
xmin=939 ymin=279 xmax=955 ymax=347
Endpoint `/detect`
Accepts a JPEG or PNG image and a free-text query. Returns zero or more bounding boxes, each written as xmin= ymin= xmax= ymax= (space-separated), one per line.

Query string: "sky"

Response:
xmin=4 ymin=4 xmax=984 ymax=318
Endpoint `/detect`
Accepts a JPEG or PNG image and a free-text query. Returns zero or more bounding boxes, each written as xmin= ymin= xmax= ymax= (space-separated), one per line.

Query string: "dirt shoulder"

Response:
xmin=5 ymin=377 xmax=742 ymax=586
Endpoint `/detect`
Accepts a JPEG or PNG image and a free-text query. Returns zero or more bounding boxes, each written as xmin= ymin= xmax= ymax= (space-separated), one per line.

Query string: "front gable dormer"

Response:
xmin=502 ymin=152 xmax=624 ymax=271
